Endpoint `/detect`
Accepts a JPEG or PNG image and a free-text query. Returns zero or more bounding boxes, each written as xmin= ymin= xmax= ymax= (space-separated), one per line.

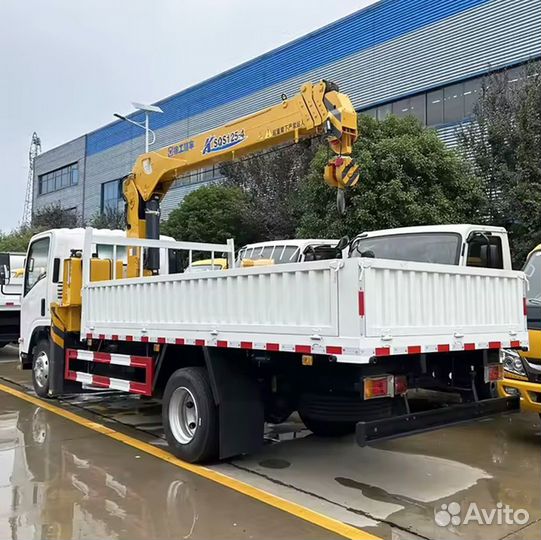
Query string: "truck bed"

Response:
xmin=81 ymin=248 xmax=528 ymax=363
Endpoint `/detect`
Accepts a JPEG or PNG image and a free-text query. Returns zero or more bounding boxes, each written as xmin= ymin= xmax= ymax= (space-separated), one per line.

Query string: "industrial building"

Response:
xmin=33 ymin=0 xmax=541 ymax=222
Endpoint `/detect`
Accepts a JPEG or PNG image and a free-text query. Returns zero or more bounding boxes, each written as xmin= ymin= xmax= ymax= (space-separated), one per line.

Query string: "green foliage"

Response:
xmin=221 ymin=141 xmax=318 ymax=239
xmin=0 ymin=226 xmax=35 ymax=253
xmin=0 ymin=203 xmax=81 ymax=253
xmin=297 ymin=115 xmax=484 ymax=238
xmin=162 ymin=184 xmax=261 ymax=246
xmin=459 ymin=63 xmax=541 ymax=266
xmin=89 ymin=207 xmax=126 ymax=230
xmin=32 ymin=203 xmax=80 ymax=230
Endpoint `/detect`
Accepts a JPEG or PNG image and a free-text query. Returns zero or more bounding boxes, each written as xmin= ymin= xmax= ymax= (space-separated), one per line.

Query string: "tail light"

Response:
xmin=485 ymin=363 xmax=503 ymax=383
xmin=394 ymin=375 xmax=408 ymax=395
xmin=363 ymin=375 xmax=393 ymax=400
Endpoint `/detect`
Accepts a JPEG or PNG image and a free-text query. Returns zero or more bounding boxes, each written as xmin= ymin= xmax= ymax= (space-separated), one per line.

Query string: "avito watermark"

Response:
xmin=435 ymin=501 xmax=529 ymax=527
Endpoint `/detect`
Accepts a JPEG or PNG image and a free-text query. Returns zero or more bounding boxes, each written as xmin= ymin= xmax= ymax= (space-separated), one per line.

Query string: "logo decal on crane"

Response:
xmin=167 ymin=140 xmax=195 ymax=157
xmin=202 ymin=129 xmax=246 ymax=155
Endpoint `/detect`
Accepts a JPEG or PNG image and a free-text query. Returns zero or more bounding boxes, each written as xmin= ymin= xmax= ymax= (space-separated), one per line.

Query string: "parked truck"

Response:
xmin=499 ymin=244 xmax=541 ymax=416
xmin=17 ymin=81 xmax=527 ymax=463
xmin=0 ymin=252 xmax=25 ymax=348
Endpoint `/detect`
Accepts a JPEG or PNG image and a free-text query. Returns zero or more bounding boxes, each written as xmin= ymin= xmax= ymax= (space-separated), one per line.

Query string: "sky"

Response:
xmin=0 ymin=0 xmax=378 ymax=232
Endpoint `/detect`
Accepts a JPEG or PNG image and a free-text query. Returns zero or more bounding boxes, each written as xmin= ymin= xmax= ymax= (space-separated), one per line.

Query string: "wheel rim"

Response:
xmin=34 ymin=351 xmax=49 ymax=389
xmin=169 ymin=387 xmax=199 ymax=444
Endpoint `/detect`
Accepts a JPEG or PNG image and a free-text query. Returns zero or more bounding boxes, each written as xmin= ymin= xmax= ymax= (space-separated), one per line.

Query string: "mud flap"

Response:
xmin=356 ymin=396 xmax=520 ymax=446
xmin=203 ymin=347 xmax=264 ymax=460
xmin=49 ymin=326 xmax=84 ymax=396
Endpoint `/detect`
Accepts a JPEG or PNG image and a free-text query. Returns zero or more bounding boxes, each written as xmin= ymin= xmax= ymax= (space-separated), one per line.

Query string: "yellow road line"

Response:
xmin=0 ymin=382 xmax=380 ymax=540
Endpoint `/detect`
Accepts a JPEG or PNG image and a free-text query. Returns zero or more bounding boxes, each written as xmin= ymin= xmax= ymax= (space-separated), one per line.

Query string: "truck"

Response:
xmin=18 ymin=80 xmax=527 ymax=463
xmin=349 ymin=224 xmax=512 ymax=270
xmin=498 ymin=244 xmax=541 ymax=416
xmin=0 ymin=252 xmax=25 ymax=348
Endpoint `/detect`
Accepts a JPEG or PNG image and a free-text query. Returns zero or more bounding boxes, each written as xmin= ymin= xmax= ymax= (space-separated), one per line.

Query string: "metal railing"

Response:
xmin=81 ymin=227 xmax=235 ymax=286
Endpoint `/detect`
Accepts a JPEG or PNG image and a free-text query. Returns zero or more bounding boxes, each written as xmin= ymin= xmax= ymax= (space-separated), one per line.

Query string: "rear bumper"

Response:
xmin=356 ymin=396 xmax=520 ymax=446
xmin=498 ymin=378 xmax=541 ymax=414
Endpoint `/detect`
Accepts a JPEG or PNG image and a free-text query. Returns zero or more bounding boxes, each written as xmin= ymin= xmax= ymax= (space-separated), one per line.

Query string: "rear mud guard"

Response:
xmin=356 ymin=396 xmax=520 ymax=446
xmin=203 ymin=347 xmax=264 ymax=460
xmin=49 ymin=327 xmax=85 ymax=396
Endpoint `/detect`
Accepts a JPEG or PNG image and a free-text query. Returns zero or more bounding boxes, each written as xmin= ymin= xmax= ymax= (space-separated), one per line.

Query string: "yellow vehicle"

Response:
xmin=498 ymin=244 xmax=541 ymax=416
xmin=187 ymin=258 xmax=228 ymax=272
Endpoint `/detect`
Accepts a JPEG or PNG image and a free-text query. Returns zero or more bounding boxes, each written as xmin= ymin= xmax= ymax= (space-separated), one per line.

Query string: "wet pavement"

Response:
xmin=1 ymin=346 xmax=540 ymax=540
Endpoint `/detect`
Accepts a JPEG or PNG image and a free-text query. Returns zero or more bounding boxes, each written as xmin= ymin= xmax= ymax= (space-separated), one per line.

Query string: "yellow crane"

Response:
xmin=123 ymin=80 xmax=359 ymax=251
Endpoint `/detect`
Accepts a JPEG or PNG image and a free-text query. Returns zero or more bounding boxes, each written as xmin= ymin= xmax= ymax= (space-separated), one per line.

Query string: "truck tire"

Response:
xmin=31 ymin=339 xmax=51 ymax=398
xmin=162 ymin=367 xmax=218 ymax=463
xmin=299 ymin=414 xmax=355 ymax=437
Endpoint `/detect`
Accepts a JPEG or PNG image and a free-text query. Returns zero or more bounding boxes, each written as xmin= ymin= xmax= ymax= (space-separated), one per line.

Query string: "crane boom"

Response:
xmin=123 ymin=80 xmax=359 ymax=241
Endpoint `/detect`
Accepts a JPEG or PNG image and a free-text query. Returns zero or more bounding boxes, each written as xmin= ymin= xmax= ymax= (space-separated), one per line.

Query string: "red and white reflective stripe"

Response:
xmin=67 ymin=349 xmax=149 ymax=367
xmin=66 ymin=371 xmax=149 ymax=395
xmin=65 ymin=349 xmax=153 ymax=396
xmin=82 ymin=333 xmax=522 ymax=359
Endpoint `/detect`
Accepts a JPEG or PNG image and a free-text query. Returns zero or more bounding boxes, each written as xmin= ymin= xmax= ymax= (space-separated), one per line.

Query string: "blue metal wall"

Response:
xmin=85 ymin=0 xmax=490 ymax=156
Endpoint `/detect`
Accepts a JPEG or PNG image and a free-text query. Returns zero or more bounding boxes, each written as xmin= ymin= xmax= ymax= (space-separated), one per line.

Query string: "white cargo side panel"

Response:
xmin=82 ymin=260 xmax=340 ymax=337
xmin=362 ymin=259 xmax=525 ymax=338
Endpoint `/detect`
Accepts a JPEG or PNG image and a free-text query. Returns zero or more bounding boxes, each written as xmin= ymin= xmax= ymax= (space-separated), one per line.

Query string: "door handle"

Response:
xmin=41 ymin=299 xmax=45 ymax=317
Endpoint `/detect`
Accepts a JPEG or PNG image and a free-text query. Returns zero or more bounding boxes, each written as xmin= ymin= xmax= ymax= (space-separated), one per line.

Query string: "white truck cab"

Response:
xmin=19 ymin=228 xmax=174 ymax=369
xmin=19 ymin=229 xmax=121 ymax=367
xmin=350 ymin=224 xmax=512 ymax=269
xmin=237 ymin=239 xmax=340 ymax=266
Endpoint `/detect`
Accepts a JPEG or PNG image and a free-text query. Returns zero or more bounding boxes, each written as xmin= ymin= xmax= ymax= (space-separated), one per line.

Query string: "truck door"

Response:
xmin=20 ymin=236 xmax=51 ymax=352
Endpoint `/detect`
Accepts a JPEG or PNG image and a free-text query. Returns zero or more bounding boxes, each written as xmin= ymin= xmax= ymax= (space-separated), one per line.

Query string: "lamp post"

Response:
xmin=113 ymin=102 xmax=163 ymax=153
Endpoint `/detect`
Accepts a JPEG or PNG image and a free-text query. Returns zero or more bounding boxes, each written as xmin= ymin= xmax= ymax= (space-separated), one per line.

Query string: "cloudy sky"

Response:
xmin=0 ymin=0 xmax=377 ymax=232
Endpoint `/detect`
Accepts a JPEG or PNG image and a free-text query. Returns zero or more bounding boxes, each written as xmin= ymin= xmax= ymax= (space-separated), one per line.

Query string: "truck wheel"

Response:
xmin=32 ymin=339 xmax=51 ymax=398
xmin=162 ymin=367 xmax=218 ymax=463
xmin=299 ymin=413 xmax=355 ymax=437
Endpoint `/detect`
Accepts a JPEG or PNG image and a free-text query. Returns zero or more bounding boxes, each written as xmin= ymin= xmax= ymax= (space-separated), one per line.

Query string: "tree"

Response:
xmin=32 ymin=203 xmax=80 ymax=229
xmin=162 ymin=184 xmax=261 ymax=246
xmin=459 ymin=63 xmax=541 ymax=266
xmin=0 ymin=203 xmax=82 ymax=253
xmin=89 ymin=207 xmax=126 ymax=230
xmin=0 ymin=226 xmax=35 ymax=253
xmin=220 ymin=140 xmax=319 ymax=239
xmin=297 ymin=115 xmax=485 ymax=238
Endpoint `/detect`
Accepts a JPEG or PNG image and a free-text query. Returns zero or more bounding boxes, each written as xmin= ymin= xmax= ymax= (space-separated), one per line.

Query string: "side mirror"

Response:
xmin=335 ymin=236 xmax=350 ymax=252
xmin=0 ymin=265 xmax=7 ymax=286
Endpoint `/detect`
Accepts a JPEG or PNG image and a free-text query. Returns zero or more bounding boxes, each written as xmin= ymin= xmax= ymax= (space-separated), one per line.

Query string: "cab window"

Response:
xmin=24 ymin=238 xmax=50 ymax=295
xmin=466 ymin=234 xmax=503 ymax=269
xmin=524 ymin=251 xmax=541 ymax=305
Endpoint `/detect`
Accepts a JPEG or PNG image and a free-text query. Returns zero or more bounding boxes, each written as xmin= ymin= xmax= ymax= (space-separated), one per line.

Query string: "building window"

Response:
xmin=101 ymin=179 xmax=123 ymax=212
xmin=463 ymin=78 xmax=482 ymax=117
xmin=360 ymin=62 xmax=532 ymax=129
xmin=376 ymin=103 xmax=392 ymax=120
xmin=427 ymin=89 xmax=444 ymax=126
xmin=443 ymin=83 xmax=464 ymax=124
xmin=38 ymin=163 xmax=79 ymax=195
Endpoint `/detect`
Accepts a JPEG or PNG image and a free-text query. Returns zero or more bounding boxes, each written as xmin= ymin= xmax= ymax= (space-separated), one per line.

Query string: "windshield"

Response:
xmin=352 ymin=233 xmax=461 ymax=265
xmin=524 ymin=251 xmax=541 ymax=304
xmin=237 ymin=245 xmax=300 ymax=265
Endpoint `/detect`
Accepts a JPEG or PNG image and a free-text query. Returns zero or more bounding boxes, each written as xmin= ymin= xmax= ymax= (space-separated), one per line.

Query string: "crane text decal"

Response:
xmin=168 ymin=140 xmax=195 ymax=157
xmin=202 ymin=129 xmax=246 ymax=155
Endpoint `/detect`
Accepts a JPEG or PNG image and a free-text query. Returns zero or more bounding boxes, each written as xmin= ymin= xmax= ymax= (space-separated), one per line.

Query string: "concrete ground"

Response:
xmin=1 ymin=345 xmax=539 ymax=540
